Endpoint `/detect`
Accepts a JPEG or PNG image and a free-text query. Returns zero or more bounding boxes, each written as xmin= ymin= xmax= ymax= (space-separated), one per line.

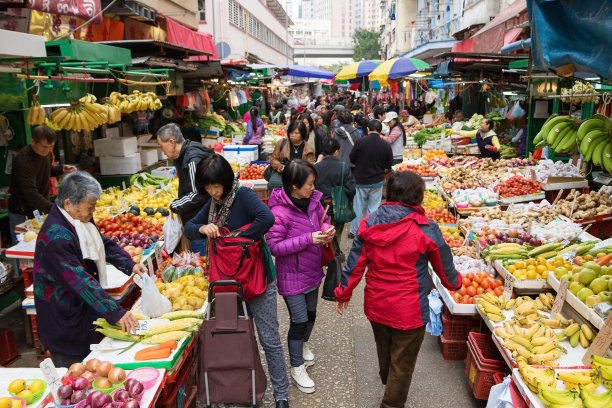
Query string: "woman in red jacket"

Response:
xmin=335 ymin=171 xmax=461 ymax=408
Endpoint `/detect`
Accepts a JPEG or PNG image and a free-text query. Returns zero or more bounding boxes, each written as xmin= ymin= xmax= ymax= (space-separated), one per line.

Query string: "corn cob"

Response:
xmin=139 ymin=319 xmax=196 ymax=336
xmin=491 ymin=246 xmax=527 ymax=254
xmin=528 ymin=243 xmax=564 ymax=257
xmin=494 ymin=243 xmax=524 ymax=250
xmin=159 ymin=311 xmax=204 ymax=321
xmin=141 ymin=330 xmax=190 ymax=344
xmin=130 ymin=312 xmax=150 ymax=320
xmin=96 ymin=328 xmax=141 ymax=342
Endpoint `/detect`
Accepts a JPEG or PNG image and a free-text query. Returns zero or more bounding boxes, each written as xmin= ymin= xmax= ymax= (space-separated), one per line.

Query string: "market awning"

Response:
xmin=278 ymin=65 xmax=336 ymax=79
xmin=467 ymin=0 xmax=528 ymax=54
xmin=527 ymin=0 xmax=612 ymax=78
xmin=96 ymin=40 xmax=207 ymax=60
xmin=46 ymin=39 xmax=131 ymax=65
xmin=165 ymin=18 xmax=218 ymax=60
xmin=0 ymin=29 xmax=46 ymax=58
xmin=400 ymin=39 xmax=457 ymax=61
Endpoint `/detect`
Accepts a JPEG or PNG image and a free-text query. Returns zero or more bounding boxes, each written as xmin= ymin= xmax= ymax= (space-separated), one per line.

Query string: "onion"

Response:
xmin=71 ymin=390 xmax=88 ymax=404
xmin=85 ymin=359 xmax=100 ymax=373
xmin=60 ymin=399 xmax=72 ymax=406
xmin=113 ymin=390 xmax=130 ymax=402
xmin=517 ymin=232 xmax=528 ymax=241
xmin=95 ymin=377 xmax=112 ymax=389
xmin=529 ymin=237 xmax=541 ymax=246
xmin=87 ymin=391 xmax=103 ymax=405
xmin=91 ymin=392 xmax=112 ymax=408
xmin=487 ymin=237 xmax=497 ymax=246
xmin=108 ymin=367 xmax=126 ymax=385
xmin=150 ymin=233 xmax=159 ymax=241
xmin=124 ymin=400 xmax=140 ymax=408
xmin=495 ymin=231 xmax=504 ymax=239
xmin=126 ymin=382 xmax=143 ymax=399
xmin=96 ymin=361 xmax=113 ymax=377
xmin=72 ymin=377 xmax=88 ymax=391
xmin=69 ymin=363 xmax=86 ymax=378
xmin=123 ymin=379 xmax=139 ymax=392
xmin=508 ymin=228 xmax=518 ymax=238
xmin=58 ymin=385 xmax=74 ymax=399
xmin=81 ymin=370 xmax=96 ymax=383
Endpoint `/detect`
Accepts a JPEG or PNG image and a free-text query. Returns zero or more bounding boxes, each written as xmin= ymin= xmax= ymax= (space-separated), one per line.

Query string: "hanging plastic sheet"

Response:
xmin=527 ymin=0 xmax=612 ymax=78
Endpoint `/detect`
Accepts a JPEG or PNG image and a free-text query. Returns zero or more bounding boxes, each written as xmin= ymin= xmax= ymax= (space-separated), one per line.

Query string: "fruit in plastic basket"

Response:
xmin=8 ymin=380 xmax=26 ymax=394
xmin=0 ymin=398 xmax=15 ymax=408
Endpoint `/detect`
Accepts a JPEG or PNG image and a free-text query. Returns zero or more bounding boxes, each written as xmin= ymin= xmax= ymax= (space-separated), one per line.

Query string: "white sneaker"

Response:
xmin=291 ymin=364 xmax=315 ymax=393
xmin=303 ymin=342 xmax=314 ymax=367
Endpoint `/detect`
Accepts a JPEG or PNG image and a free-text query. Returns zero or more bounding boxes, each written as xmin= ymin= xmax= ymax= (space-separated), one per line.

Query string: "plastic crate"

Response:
xmin=583 ymin=219 xmax=612 ymax=240
xmin=467 ymin=332 xmax=506 ymax=368
xmin=493 ymin=372 xmax=507 ymax=385
xmin=441 ymin=314 xmax=480 ymax=341
xmin=438 ymin=334 xmax=468 ymax=360
xmin=0 ymin=328 xmax=19 ymax=365
xmin=465 ymin=341 xmax=509 ymax=400
xmin=21 ymin=267 xmax=33 ymax=288
xmin=157 ymin=335 xmax=198 ymax=403
xmin=254 ymin=187 xmax=270 ymax=203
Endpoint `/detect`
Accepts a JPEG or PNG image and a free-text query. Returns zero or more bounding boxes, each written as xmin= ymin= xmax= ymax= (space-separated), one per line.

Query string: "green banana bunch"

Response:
xmin=130 ymin=172 xmax=169 ymax=188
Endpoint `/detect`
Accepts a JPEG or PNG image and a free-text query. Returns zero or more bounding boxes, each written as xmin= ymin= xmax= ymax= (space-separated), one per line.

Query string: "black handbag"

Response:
xmin=321 ymin=255 xmax=342 ymax=301
xmin=265 ymin=139 xmax=288 ymax=187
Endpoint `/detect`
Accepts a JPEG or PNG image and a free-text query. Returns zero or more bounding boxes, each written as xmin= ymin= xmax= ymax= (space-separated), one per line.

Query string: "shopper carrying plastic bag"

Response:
xmin=426 ymin=290 xmax=443 ymax=336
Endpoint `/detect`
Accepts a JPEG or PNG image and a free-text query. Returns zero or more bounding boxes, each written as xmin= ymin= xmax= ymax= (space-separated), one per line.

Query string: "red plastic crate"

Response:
xmin=21 ymin=267 xmax=33 ymax=288
xmin=465 ymin=343 xmax=509 ymax=400
xmin=493 ymin=372 xmax=507 ymax=385
xmin=253 ymin=187 xmax=270 ymax=202
xmin=0 ymin=328 xmax=19 ymax=365
xmin=157 ymin=336 xmax=198 ymax=404
xmin=467 ymin=332 xmax=507 ymax=368
xmin=441 ymin=314 xmax=480 ymax=341
xmin=438 ymin=334 xmax=468 ymax=360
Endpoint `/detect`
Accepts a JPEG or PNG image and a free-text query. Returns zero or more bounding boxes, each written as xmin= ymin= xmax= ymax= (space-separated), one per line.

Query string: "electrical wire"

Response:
xmin=55 ymin=0 xmax=120 ymax=41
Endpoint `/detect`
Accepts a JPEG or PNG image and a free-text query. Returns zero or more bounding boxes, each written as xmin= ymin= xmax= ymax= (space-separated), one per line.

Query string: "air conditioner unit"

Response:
xmin=110 ymin=1 xmax=155 ymax=23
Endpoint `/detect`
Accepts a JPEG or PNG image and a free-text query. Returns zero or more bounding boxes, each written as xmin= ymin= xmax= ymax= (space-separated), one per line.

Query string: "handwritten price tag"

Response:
xmin=135 ymin=319 xmax=170 ymax=335
xmin=551 ymin=279 xmax=569 ymax=315
xmin=120 ymin=197 xmax=129 ymax=212
xmin=561 ymin=248 xmax=577 ymax=263
xmin=39 ymin=358 xmax=62 ymax=401
xmin=133 ymin=181 xmax=142 ymax=189
xmin=503 ymin=274 xmax=514 ymax=300
xmin=475 ymin=238 xmax=482 ymax=258
xmin=582 ymin=314 xmax=612 ymax=365
xmin=147 ymin=255 xmax=154 ymax=277
xmin=154 ymin=244 xmax=162 ymax=267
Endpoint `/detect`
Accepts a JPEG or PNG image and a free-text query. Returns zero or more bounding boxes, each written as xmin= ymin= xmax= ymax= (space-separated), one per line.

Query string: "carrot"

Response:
xmin=595 ymin=254 xmax=612 ymax=266
xmin=144 ymin=340 xmax=177 ymax=351
xmin=134 ymin=347 xmax=172 ymax=361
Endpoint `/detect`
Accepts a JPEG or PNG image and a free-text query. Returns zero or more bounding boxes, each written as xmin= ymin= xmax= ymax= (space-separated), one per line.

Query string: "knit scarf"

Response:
xmin=208 ymin=180 xmax=241 ymax=228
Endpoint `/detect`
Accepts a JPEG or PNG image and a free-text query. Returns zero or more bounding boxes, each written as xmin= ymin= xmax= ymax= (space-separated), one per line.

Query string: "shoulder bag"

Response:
xmin=331 ymin=162 xmax=356 ymax=223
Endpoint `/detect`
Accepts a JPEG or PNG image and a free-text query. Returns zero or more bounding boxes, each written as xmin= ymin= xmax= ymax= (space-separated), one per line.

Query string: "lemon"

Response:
xmin=585 ymin=254 xmax=594 ymax=261
xmin=541 ymin=270 xmax=549 ymax=279
xmin=536 ymin=265 xmax=547 ymax=273
xmin=507 ymin=265 xmax=516 ymax=273
xmin=527 ymin=259 xmax=536 ymax=266
xmin=526 ymin=270 xmax=537 ymax=279
xmin=536 ymin=256 xmax=546 ymax=265
xmin=8 ymin=379 xmax=25 ymax=394
xmin=29 ymin=380 xmax=45 ymax=393
xmin=17 ymin=390 xmax=32 ymax=398
xmin=0 ymin=397 xmax=12 ymax=408
xmin=527 ymin=265 xmax=536 ymax=272
xmin=515 ymin=261 xmax=526 ymax=269
xmin=154 ymin=212 xmax=162 ymax=219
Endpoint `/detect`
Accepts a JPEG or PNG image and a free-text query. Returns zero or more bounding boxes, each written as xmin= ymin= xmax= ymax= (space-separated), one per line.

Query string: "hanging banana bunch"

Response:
xmin=110 ymin=90 xmax=163 ymax=114
xmin=26 ymin=96 xmax=46 ymax=126
xmin=49 ymin=94 xmax=109 ymax=132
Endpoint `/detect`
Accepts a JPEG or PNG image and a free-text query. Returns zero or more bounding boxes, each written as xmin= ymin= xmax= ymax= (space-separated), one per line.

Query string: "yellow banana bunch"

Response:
xmin=537 ymin=380 xmax=582 ymax=406
xmin=111 ymin=90 xmax=163 ymax=113
xmin=26 ymin=100 xmax=46 ymax=126
xmin=517 ymin=358 xmax=557 ymax=393
xmin=51 ymin=96 xmax=109 ymax=132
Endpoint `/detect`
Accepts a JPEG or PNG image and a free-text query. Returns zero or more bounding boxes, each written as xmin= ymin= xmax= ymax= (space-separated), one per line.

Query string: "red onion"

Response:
xmin=123 ymin=379 xmax=139 ymax=392
xmin=60 ymin=399 xmax=72 ymax=406
xmin=71 ymin=390 xmax=87 ymax=404
xmin=91 ymin=393 xmax=112 ymax=408
xmin=72 ymin=377 xmax=88 ymax=391
xmin=113 ymin=390 xmax=130 ymax=403
xmin=124 ymin=400 xmax=140 ymax=408
xmin=127 ymin=382 xmax=143 ymax=399
xmin=58 ymin=385 xmax=73 ymax=400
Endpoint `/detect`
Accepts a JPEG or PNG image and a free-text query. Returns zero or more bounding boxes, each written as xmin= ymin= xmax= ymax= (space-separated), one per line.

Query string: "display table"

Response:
xmin=0 ymin=367 xmax=68 ymax=408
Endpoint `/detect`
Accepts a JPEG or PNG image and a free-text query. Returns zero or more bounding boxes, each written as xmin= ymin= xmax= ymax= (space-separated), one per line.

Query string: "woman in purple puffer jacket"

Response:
xmin=266 ymin=159 xmax=335 ymax=395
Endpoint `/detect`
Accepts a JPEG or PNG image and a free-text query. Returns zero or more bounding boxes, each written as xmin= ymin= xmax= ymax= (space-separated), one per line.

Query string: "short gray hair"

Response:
xmin=56 ymin=171 xmax=102 ymax=208
xmin=157 ymin=123 xmax=185 ymax=143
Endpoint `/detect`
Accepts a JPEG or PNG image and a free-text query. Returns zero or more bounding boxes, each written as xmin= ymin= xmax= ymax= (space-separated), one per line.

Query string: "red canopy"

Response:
xmin=165 ymin=17 xmax=218 ymax=60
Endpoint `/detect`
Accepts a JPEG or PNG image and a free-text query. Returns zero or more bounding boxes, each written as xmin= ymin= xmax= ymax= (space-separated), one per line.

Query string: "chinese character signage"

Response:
xmin=27 ymin=0 xmax=102 ymax=25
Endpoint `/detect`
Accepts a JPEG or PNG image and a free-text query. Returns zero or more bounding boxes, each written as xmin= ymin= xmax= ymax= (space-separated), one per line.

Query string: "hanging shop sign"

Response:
xmin=27 ymin=0 xmax=102 ymax=24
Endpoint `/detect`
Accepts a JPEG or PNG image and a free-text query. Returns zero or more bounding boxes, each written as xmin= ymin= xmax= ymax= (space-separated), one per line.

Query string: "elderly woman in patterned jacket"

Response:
xmin=33 ymin=172 xmax=146 ymax=367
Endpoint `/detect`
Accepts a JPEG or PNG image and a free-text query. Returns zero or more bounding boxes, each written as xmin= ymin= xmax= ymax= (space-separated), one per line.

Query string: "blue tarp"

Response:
xmin=280 ymin=64 xmax=336 ymax=79
xmin=527 ymin=0 xmax=612 ymax=78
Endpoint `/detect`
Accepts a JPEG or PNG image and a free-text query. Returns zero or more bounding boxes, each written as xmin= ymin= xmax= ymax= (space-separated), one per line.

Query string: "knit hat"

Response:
xmin=297 ymin=106 xmax=305 ymax=113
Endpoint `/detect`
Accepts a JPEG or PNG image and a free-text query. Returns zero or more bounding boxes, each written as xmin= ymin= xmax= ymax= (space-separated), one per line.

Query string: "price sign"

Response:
xmin=39 ymin=358 xmax=62 ymax=402
xmin=33 ymin=210 xmax=43 ymax=226
xmin=142 ymin=172 xmax=148 ymax=180
xmin=147 ymin=187 xmax=155 ymax=197
xmin=147 ymin=255 xmax=154 ymax=277
xmin=561 ymin=248 xmax=577 ymax=263
xmin=135 ymin=319 xmax=170 ymax=335
xmin=120 ymin=197 xmax=129 ymax=212
xmin=582 ymin=314 xmax=612 ymax=365
xmin=503 ymin=274 xmax=514 ymax=300
xmin=154 ymin=244 xmax=162 ymax=268
xmin=133 ymin=181 xmax=142 ymax=189
xmin=116 ymin=204 xmax=122 ymax=214
xmin=122 ymin=181 xmax=126 ymax=190
xmin=475 ymin=238 xmax=482 ymax=258
xmin=551 ymin=279 xmax=569 ymax=315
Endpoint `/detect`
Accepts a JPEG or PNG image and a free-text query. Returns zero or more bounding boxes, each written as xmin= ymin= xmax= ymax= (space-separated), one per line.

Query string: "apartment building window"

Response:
xmin=198 ymin=0 xmax=206 ymax=22
xmin=227 ymin=0 xmax=289 ymax=55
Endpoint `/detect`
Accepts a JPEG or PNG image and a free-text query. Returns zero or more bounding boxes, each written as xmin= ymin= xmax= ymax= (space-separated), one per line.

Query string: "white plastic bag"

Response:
xmin=140 ymin=273 xmax=171 ymax=317
xmin=163 ymin=213 xmax=182 ymax=253
xmin=486 ymin=375 xmax=514 ymax=408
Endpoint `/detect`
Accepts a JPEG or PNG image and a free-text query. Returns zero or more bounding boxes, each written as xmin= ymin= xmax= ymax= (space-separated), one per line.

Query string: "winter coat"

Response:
xmin=33 ymin=205 xmax=135 ymax=356
xmin=269 ymin=138 xmax=315 ymax=173
xmin=266 ymin=188 xmax=330 ymax=296
xmin=382 ymin=125 xmax=406 ymax=160
xmin=245 ymin=117 xmax=264 ymax=145
xmin=332 ymin=124 xmax=362 ymax=167
xmin=170 ymin=140 xmax=213 ymax=223
xmin=335 ymin=203 xmax=461 ymax=330
xmin=314 ymin=156 xmax=356 ymax=216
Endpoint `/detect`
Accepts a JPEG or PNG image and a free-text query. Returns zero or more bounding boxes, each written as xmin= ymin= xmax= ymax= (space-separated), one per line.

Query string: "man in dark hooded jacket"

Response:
xmin=332 ymin=109 xmax=362 ymax=169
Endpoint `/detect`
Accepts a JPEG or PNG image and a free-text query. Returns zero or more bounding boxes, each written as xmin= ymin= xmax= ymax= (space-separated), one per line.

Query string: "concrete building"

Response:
xmin=198 ymin=0 xmax=294 ymax=64
xmin=361 ymin=0 xmax=382 ymax=31
xmin=379 ymin=0 xmax=418 ymax=59
xmin=460 ymin=0 xmax=517 ymax=32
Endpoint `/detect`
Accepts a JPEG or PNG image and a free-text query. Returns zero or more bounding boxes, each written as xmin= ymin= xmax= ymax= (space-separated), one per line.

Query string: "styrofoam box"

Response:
xmin=139 ymin=148 xmax=159 ymax=166
xmin=94 ymin=137 xmax=138 ymax=157
xmin=99 ymin=153 xmax=141 ymax=175
xmin=223 ymin=144 xmax=258 ymax=163
xmin=151 ymin=166 xmax=177 ymax=179
xmin=104 ymin=126 xmax=120 ymax=139
xmin=201 ymin=137 xmax=217 ymax=149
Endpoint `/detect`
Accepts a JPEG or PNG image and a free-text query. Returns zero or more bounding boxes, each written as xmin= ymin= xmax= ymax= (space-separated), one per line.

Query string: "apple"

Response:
xmin=569 ymin=281 xmax=585 ymax=296
xmin=599 ymin=291 xmax=612 ymax=303
xmin=583 ymin=261 xmax=601 ymax=275
xmin=589 ymin=277 xmax=608 ymax=294
xmin=578 ymin=269 xmax=597 ymax=286
xmin=600 ymin=266 xmax=611 ymax=277
xmin=554 ymin=267 xmax=568 ymax=280
xmin=585 ymin=294 xmax=603 ymax=308
xmin=577 ymin=287 xmax=594 ymax=303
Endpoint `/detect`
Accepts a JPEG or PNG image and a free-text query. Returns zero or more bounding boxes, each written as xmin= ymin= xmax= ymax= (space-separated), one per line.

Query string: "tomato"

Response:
xmin=467 ymin=286 xmax=477 ymax=297
xmin=485 ymin=288 xmax=494 ymax=294
xmin=476 ymin=287 xmax=484 ymax=295
xmin=452 ymin=293 xmax=461 ymax=303
xmin=495 ymin=279 xmax=504 ymax=289
xmin=466 ymin=272 xmax=474 ymax=280
xmin=474 ymin=274 xmax=483 ymax=284
xmin=481 ymin=279 xmax=490 ymax=290
xmin=461 ymin=295 xmax=471 ymax=304
xmin=458 ymin=286 xmax=467 ymax=296
xmin=494 ymin=286 xmax=504 ymax=296
xmin=462 ymin=277 xmax=471 ymax=287
xmin=471 ymin=281 xmax=479 ymax=288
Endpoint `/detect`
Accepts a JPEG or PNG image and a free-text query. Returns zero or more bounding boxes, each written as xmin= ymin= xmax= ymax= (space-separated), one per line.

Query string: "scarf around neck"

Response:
xmin=208 ymin=179 xmax=241 ymax=228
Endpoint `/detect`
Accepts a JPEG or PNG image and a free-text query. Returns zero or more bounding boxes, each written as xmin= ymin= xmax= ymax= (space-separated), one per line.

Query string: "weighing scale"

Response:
xmin=592 ymin=171 xmax=612 ymax=187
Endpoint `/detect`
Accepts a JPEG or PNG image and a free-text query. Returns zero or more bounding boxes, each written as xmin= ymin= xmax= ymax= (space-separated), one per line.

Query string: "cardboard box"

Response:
xmin=222 ymin=144 xmax=258 ymax=164
xmin=139 ymin=148 xmax=159 ymax=166
xmin=94 ymin=137 xmax=138 ymax=157
xmin=151 ymin=166 xmax=176 ymax=179
xmin=99 ymin=153 xmax=141 ymax=175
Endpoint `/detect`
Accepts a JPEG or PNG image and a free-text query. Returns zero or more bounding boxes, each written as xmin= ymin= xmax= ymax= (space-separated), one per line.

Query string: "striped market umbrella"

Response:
xmin=335 ymin=60 xmax=381 ymax=81
xmin=368 ymin=57 xmax=431 ymax=82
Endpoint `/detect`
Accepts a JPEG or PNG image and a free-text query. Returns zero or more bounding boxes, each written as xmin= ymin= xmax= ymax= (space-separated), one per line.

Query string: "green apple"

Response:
xmin=569 ymin=281 xmax=585 ymax=296
xmin=589 ymin=277 xmax=608 ymax=294
xmin=585 ymin=294 xmax=603 ymax=308
xmin=599 ymin=291 xmax=612 ymax=303
xmin=609 ymin=279 xmax=612 ymax=292
xmin=554 ymin=267 xmax=568 ymax=280
xmin=578 ymin=269 xmax=597 ymax=286
xmin=560 ymin=274 xmax=570 ymax=282
xmin=583 ymin=261 xmax=601 ymax=275
xmin=600 ymin=266 xmax=611 ymax=277
xmin=577 ymin=287 xmax=595 ymax=303
xmin=571 ymin=272 xmax=582 ymax=282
